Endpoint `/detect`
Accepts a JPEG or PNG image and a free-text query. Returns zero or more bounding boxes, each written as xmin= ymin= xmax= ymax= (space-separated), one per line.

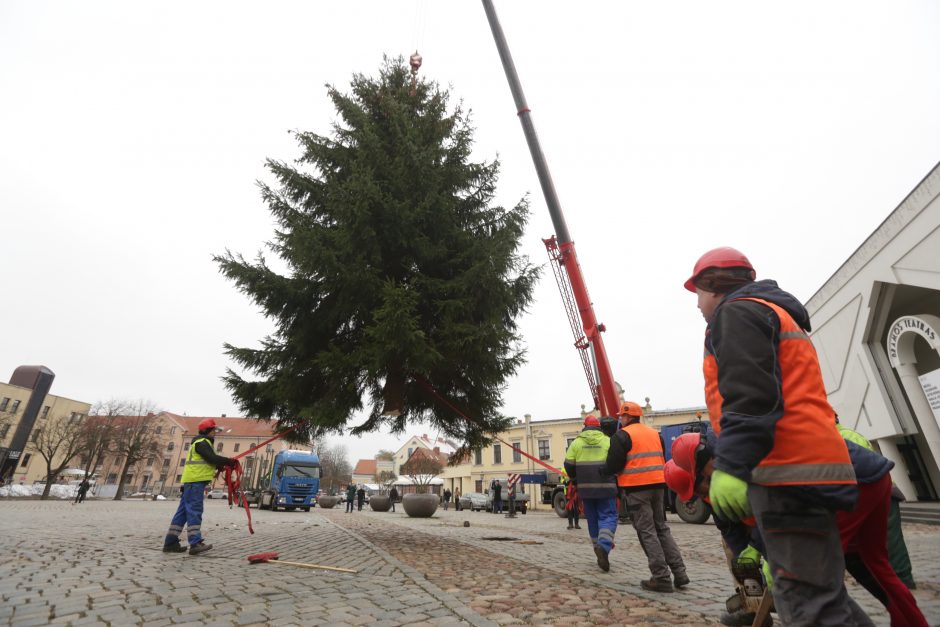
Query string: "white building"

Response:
xmin=807 ymin=161 xmax=940 ymax=502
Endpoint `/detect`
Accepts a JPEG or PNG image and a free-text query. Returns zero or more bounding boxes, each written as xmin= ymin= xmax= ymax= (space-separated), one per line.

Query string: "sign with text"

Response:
xmin=917 ymin=367 xmax=940 ymax=431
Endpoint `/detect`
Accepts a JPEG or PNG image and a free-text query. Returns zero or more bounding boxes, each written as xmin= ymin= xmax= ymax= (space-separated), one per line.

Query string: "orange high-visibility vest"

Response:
xmin=703 ymin=297 xmax=855 ymax=487
xmin=617 ymin=422 xmax=666 ymax=488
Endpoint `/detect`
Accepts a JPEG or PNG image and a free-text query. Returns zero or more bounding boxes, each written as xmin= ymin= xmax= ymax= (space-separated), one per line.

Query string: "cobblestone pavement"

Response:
xmin=0 ymin=499 xmax=937 ymax=626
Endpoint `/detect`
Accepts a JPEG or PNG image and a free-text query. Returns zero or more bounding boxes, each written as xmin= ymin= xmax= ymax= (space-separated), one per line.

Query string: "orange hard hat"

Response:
xmin=684 ymin=247 xmax=755 ymax=292
xmin=664 ymin=460 xmax=695 ymax=502
xmin=583 ymin=415 xmax=600 ymax=427
xmin=671 ymin=432 xmax=704 ymax=475
xmin=617 ymin=401 xmax=643 ymax=418
xmin=198 ymin=418 xmax=219 ymax=433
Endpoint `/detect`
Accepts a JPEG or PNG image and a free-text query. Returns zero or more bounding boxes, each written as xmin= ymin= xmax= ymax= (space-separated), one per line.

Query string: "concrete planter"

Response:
xmin=317 ymin=496 xmax=339 ymax=509
xmin=402 ymin=493 xmax=439 ymax=518
xmin=370 ymin=495 xmax=391 ymax=512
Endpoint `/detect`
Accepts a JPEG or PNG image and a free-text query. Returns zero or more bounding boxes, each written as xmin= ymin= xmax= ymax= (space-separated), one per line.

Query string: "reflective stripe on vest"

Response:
xmin=702 ymin=296 xmax=855 ymax=487
xmin=181 ymin=437 xmax=216 ymax=483
xmin=617 ymin=423 xmax=665 ymax=487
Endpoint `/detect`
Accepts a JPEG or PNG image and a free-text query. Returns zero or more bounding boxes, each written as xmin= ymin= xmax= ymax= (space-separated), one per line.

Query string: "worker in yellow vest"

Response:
xmin=162 ymin=418 xmax=234 ymax=555
xmin=606 ymin=401 xmax=688 ymax=592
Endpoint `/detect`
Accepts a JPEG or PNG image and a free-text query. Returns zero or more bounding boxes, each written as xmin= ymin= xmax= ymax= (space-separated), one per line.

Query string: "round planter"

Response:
xmin=317 ymin=496 xmax=339 ymax=509
xmin=370 ymin=495 xmax=391 ymax=512
xmin=402 ymin=493 xmax=439 ymax=518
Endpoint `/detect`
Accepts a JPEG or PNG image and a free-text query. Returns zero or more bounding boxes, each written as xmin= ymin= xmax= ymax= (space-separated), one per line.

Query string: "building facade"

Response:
xmin=807 ymin=161 xmax=940 ymax=502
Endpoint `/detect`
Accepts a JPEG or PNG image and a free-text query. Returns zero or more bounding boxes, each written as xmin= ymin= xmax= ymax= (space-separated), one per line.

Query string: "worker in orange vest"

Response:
xmin=686 ymin=247 xmax=865 ymax=625
xmin=605 ymin=401 xmax=688 ymax=593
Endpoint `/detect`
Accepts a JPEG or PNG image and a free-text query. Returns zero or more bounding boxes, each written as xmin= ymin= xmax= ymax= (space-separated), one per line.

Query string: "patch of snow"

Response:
xmin=0 ymin=483 xmax=78 ymax=499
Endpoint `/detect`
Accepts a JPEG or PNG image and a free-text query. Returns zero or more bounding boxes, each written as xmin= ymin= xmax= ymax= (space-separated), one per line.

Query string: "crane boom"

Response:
xmin=481 ymin=0 xmax=621 ymax=416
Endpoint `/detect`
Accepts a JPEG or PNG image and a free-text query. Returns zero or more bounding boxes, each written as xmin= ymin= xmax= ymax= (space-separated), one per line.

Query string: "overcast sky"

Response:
xmin=2 ymin=1 xmax=939 ymax=465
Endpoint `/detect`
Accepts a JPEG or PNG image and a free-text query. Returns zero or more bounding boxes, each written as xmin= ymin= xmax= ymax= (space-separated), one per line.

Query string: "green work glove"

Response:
xmin=708 ymin=469 xmax=751 ymax=521
xmin=761 ymin=558 xmax=774 ymax=592
xmin=738 ymin=545 xmax=761 ymax=564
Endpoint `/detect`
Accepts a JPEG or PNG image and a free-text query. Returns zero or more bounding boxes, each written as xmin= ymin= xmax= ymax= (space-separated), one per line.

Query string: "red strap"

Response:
xmin=220 ymin=459 xmax=253 ymax=534
xmin=415 ymin=378 xmax=562 ymax=475
xmin=233 ymin=424 xmax=301 ymax=461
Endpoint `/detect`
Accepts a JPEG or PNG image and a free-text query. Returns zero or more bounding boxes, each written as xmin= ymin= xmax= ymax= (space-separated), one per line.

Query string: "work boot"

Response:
xmin=567 ymin=524 xmax=573 ymax=530
xmin=162 ymin=543 xmax=186 ymax=553
xmin=640 ymin=578 xmax=675 ymax=593
xmin=188 ymin=541 xmax=213 ymax=556
xmin=574 ymin=524 xmax=581 ymax=529
xmin=674 ymin=573 xmax=691 ymax=588
xmin=594 ymin=546 xmax=610 ymax=572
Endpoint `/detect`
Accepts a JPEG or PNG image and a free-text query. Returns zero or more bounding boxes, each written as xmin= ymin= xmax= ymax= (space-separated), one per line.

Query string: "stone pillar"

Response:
xmin=874 ymin=437 xmax=917 ymax=502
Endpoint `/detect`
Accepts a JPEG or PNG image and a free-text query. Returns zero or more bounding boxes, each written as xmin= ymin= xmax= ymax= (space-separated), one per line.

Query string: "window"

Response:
xmin=106 ymin=473 xmax=118 ymax=484
xmin=40 ymin=406 xmax=50 ymax=419
xmin=179 ymin=459 xmax=185 ymax=467
xmin=162 ymin=458 xmax=170 ymax=468
xmin=11 ymin=400 xmax=21 ymax=414
xmin=493 ymin=444 xmax=502 ymax=464
xmin=266 ymin=444 xmax=273 ymax=452
xmin=233 ymin=443 xmax=240 ymax=452
xmin=20 ymin=453 xmax=31 ymax=467
xmin=0 ymin=398 xmax=8 ymax=411
xmin=31 ymin=429 xmax=41 ymax=443
xmin=0 ymin=424 xmax=9 ymax=439
xmin=175 ymin=474 xmax=182 ymax=483
xmin=511 ymin=441 xmax=521 ymax=463
xmin=159 ymin=473 xmax=168 ymax=483
xmin=566 ymin=438 xmax=576 ymax=450
xmin=155 ymin=426 xmax=162 ymax=434
xmin=146 ymin=456 xmax=155 ymax=466
xmin=68 ymin=412 xmax=79 ymax=423
xmin=141 ymin=476 xmax=150 ymax=488
xmin=217 ymin=443 xmax=224 ymax=452
xmin=473 ymin=449 xmax=482 ymax=465
xmin=166 ymin=442 xmax=175 ymax=451
xmin=407 ymin=447 xmax=413 ymax=457
xmin=538 ymin=439 xmax=551 ymax=461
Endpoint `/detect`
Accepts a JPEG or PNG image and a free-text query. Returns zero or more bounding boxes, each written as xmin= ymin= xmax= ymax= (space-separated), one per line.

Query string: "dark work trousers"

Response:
xmin=582 ymin=497 xmax=618 ymax=553
xmin=165 ymin=481 xmax=208 ymax=547
xmin=836 ymin=475 xmax=928 ymax=627
xmin=346 ymin=498 xmax=354 ymax=513
xmin=625 ymin=488 xmax=687 ymax=583
xmin=749 ymin=484 xmax=873 ymax=627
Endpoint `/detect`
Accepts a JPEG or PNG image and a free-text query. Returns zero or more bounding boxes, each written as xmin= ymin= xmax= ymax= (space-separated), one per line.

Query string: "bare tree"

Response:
xmin=77 ymin=400 xmax=124 ymax=485
xmin=32 ymin=413 xmax=86 ymax=499
xmin=108 ymin=399 xmax=159 ymax=500
xmin=313 ymin=441 xmax=352 ymax=494
xmin=400 ymin=448 xmax=444 ymax=494
xmin=375 ymin=469 xmax=397 ymax=494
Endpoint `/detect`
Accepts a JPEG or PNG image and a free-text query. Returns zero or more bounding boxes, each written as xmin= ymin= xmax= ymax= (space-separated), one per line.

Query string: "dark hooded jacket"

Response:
xmin=707 ymin=279 xmax=857 ymax=510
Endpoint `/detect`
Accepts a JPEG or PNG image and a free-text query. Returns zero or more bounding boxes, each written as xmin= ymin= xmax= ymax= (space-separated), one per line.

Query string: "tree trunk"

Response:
xmin=113 ymin=457 xmax=133 ymax=500
xmin=41 ymin=465 xmax=54 ymax=500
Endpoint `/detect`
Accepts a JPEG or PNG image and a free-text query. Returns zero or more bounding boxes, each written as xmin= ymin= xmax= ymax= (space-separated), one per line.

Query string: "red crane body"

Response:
xmin=482 ymin=0 xmax=621 ymax=417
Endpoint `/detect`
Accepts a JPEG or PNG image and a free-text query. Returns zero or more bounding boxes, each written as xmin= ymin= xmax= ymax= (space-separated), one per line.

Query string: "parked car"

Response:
xmin=458 ymin=492 xmax=488 ymax=511
xmin=206 ymin=489 xmax=226 ymax=499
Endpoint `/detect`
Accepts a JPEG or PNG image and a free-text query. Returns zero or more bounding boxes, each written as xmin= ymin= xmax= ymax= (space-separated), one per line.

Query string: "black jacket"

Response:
xmin=193 ymin=435 xmax=232 ymax=469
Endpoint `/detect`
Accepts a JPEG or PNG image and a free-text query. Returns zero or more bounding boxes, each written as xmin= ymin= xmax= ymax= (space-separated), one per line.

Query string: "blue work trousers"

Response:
xmin=164 ymin=481 xmax=208 ymax=547
xmin=582 ymin=497 xmax=618 ymax=553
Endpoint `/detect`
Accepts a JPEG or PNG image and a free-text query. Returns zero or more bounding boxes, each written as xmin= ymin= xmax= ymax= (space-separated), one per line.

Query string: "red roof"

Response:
xmin=352 ymin=459 xmax=377 ymax=476
xmin=163 ymin=413 xmax=284 ymax=438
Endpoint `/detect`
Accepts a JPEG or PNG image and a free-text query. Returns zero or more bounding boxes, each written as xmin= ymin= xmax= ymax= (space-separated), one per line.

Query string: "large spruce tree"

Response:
xmin=215 ymin=58 xmax=539 ymax=450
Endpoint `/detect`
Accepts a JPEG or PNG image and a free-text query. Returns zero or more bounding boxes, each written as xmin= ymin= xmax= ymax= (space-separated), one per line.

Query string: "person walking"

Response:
xmin=74 ymin=478 xmax=90 ymax=504
xmin=606 ymin=401 xmax=688 ymax=592
xmin=685 ymin=246 xmax=862 ymax=625
xmin=490 ymin=478 xmax=502 ymax=514
xmin=162 ymin=418 xmax=234 ymax=555
xmin=389 ymin=486 xmax=399 ymax=512
xmin=443 ymin=488 xmax=452 ymax=511
xmin=453 ymin=487 xmax=461 ymax=511
xmin=356 ymin=486 xmax=366 ymax=511
xmin=564 ymin=415 xmax=618 ymax=572
xmin=346 ymin=484 xmax=356 ymax=513
xmin=564 ymin=476 xmax=582 ymax=530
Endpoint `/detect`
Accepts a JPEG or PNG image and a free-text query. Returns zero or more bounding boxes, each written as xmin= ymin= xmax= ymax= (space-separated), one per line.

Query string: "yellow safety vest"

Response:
xmin=181 ymin=437 xmax=216 ymax=483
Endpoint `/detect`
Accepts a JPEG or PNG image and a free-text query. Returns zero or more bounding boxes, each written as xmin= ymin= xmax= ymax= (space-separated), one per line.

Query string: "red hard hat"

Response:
xmin=198 ymin=418 xmax=218 ymax=432
xmin=670 ymin=432 xmax=703 ymax=475
xmin=617 ymin=401 xmax=643 ymax=418
xmin=664 ymin=460 xmax=695 ymax=502
xmin=684 ymin=247 xmax=755 ymax=292
xmin=583 ymin=415 xmax=600 ymax=427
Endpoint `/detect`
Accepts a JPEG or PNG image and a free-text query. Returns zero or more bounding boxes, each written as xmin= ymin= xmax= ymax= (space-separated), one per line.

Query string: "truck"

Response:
xmin=255 ymin=449 xmax=321 ymax=512
xmin=660 ymin=419 xmax=713 ymax=524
